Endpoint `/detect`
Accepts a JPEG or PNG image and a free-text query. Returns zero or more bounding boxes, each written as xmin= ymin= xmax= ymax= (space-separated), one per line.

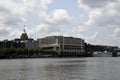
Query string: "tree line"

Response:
xmin=0 ymin=48 xmax=58 ymax=59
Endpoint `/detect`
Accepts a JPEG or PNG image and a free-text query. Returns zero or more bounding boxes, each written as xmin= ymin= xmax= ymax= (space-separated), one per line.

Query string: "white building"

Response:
xmin=38 ymin=36 xmax=85 ymax=56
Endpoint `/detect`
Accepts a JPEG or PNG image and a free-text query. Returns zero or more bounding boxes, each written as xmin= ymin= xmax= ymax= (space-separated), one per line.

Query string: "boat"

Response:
xmin=93 ymin=51 xmax=112 ymax=57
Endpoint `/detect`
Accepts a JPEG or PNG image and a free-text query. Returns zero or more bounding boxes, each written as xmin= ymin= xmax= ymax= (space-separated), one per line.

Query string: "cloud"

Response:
xmin=0 ymin=0 xmax=31 ymax=27
xmin=2 ymin=14 xmax=25 ymax=26
xmin=0 ymin=6 xmax=10 ymax=13
xmin=0 ymin=26 xmax=12 ymax=36
xmin=0 ymin=0 xmax=55 ymax=40
xmin=0 ymin=25 xmax=21 ymax=40
xmin=0 ymin=0 xmax=37 ymax=16
xmin=0 ymin=0 xmax=72 ymax=40
xmin=78 ymin=0 xmax=120 ymax=28
xmin=112 ymin=28 xmax=120 ymax=38
xmin=0 ymin=0 xmax=35 ymax=40
xmin=29 ymin=9 xmax=71 ymax=38
xmin=78 ymin=0 xmax=118 ymax=9
xmin=0 ymin=0 xmax=54 ymax=27
xmin=43 ymin=9 xmax=71 ymax=25
xmin=37 ymin=0 xmax=54 ymax=18
xmin=83 ymin=32 xmax=99 ymax=44
xmin=78 ymin=0 xmax=120 ymax=47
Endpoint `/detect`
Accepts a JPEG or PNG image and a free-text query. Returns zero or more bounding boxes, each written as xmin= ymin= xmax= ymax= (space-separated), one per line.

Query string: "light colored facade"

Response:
xmin=38 ymin=36 xmax=85 ymax=56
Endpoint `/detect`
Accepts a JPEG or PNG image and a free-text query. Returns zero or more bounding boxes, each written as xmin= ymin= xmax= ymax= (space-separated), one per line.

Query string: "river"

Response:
xmin=0 ymin=57 xmax=120 ymax=80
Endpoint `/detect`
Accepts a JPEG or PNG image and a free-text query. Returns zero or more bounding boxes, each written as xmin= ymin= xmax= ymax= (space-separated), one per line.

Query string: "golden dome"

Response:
xmin=22 ymin=32 xmax=27 ymax=35
xmin=21 ymin=29 xmax=27 ymax=35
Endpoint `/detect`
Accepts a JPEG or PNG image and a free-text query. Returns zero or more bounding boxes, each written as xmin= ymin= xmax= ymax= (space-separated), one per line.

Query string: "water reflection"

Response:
xmin=39 ymin=60 xmax=87 ymax=80
xmin=0 ymin=58 xmax=120 ymax=80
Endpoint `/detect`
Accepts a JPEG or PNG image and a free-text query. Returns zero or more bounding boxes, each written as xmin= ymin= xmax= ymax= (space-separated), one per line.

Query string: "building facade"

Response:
xmin=38 ymin=36 xmax=85 ymax=56
xmin=15 ymin=28 xmax=33 ymax=43
xmin=25 ymin=41 xmax=38 ymax=49
xmin=0 ymin=28 xmax=35 ymax=49
xmin=0 ymin=40 xmax=25 ymax=48
xmin=14 ymin=28 xmax=37 ymax=48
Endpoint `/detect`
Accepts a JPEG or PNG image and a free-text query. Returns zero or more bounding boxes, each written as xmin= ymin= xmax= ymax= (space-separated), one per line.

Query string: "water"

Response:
xmin=0 ymin=58 xmax=120 ymax=80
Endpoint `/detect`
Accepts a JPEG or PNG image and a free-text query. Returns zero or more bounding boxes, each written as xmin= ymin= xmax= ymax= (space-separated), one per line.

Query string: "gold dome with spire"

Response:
xmin=22 ymin=28 xmax=27 ymax=35
xmin=21 ymin=26 xmax=28 ymax=40
xmin=15 ymin=25 xmax=33 ymax=43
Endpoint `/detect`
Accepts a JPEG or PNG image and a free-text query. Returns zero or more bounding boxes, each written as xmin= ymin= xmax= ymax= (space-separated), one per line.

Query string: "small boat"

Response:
xmin=93 ymin=51 xmax=112 ymax=57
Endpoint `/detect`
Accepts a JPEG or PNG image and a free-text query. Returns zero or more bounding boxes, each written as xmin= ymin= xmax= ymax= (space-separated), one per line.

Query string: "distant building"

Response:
xmin=38 ymin=36 xmax=85 ymax=56
xmin=85 ymin=43 xmax=120 ymax=52
xmin=25 ymin=41 xmax=38 ymax=48
xmin=0 ymin=28 xmax=35 ymax=49
xmin=14 ymin=28 xmax=39 ymax=49
xmin=15 ymin=28 xmax=33 ymax=43
xmin=0 ymin=40 xmax=25 ymax=48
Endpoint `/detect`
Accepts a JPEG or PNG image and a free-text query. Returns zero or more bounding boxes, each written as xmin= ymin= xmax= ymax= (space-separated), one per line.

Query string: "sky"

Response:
xmin=0 ymin=0 xmax=120 ymax=47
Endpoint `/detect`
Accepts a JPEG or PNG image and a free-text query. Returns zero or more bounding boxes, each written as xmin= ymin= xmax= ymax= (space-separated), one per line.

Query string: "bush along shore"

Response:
xmin=0 ymin=48 xmax=59 ymax=59
xmin=0 ymin=48 xmax=94 ymax=59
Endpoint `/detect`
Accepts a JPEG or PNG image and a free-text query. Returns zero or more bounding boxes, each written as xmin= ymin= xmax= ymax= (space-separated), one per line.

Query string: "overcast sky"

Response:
xmin=0 ymin=0 xmax=120 ymax=47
